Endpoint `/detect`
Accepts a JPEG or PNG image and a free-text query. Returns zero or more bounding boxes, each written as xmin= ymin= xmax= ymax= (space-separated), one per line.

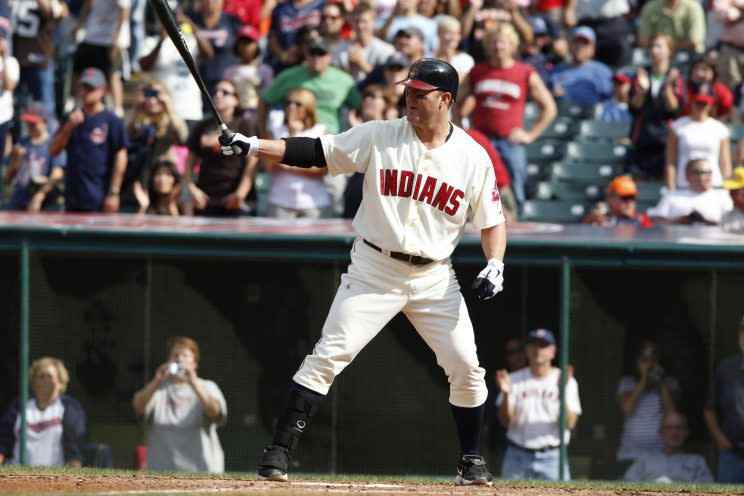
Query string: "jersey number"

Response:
xmin=11 ymin=0 xmax=41 ymax=38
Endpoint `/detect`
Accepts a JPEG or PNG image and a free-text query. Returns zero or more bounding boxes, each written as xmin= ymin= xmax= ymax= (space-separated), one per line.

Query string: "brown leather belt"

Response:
xmin=363 ymin=239 xmax=434 ymax=266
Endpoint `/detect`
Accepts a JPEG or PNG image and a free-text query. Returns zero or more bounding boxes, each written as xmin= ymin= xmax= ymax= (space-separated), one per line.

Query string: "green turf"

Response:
xmin=1 ymin=466 xmax=744 ymax=494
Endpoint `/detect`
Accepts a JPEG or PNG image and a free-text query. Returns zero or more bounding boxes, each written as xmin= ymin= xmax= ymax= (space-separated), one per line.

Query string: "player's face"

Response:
xmin=169 ymin=345 xmax=197 ymax=372
xmin=525 ymin=340 xmax=555 ymax=366
xmin=32 ymin=365 xmax=62 ymax=401
xmin=404 ymin=87 xmax=449 ymax=125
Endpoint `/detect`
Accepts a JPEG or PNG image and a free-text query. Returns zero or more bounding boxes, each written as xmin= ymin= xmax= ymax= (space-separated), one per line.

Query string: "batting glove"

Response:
xmin=219 ymin=132 xmax=259 ymax=157
xmin=472 ymin=258 xmax=504 ymax=301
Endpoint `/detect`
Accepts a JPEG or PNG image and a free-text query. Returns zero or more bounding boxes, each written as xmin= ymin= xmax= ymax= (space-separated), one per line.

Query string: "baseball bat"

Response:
xmin=148 ymin=0 xmax=236 ymax=146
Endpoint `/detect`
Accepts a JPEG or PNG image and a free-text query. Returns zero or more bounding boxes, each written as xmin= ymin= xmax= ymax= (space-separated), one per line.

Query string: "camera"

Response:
xmin=168 ymin=362 xmax=184 ymax=375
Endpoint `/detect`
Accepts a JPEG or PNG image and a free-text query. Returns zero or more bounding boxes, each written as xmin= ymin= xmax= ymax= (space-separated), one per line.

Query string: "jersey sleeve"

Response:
xmin=61 ymin=395 xmax=87 ymax=463
xmin=320 ymin=121 xmax=380 ymax=176
xmin=0 ymin=399 xmax=19 ymax=457
xmin=469 ymin=150 xmax=506 ymax=230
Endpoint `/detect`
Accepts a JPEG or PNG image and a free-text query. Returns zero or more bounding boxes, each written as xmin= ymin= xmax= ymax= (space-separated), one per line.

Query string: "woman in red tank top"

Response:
xmin=454 ymin=22 xmax=556 ymax=205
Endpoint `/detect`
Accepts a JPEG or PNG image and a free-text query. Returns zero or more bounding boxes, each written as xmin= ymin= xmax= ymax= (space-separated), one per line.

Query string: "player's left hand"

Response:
xmin=472 ymin=258 xmax=504 ymax=301
xmin=219 ymin=132 xmax=259 ymax=157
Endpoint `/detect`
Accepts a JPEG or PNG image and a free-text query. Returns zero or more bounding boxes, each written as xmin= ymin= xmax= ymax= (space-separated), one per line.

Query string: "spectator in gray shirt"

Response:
xmin=132 ymin=336 xmax=227 ymax=473
xmin=624 ymin=411 xmax=713 ymax=483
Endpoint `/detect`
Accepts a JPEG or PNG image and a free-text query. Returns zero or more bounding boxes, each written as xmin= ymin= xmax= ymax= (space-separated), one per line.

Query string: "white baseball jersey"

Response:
xmin=10 ymin=398 xmax=65 ymax=467
xmin=320 ymin=117 xmax=505 ymax=261
xmin=496 ymin=367 xmax=582 ymax=450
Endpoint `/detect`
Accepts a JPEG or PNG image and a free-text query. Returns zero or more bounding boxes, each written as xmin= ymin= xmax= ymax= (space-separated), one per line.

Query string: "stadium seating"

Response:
xmin=578 ymin=120 xmax=631 ymax=142
xmin=521 ymin=199 xmax=587 ymax=223
xmin=541 ymin=117 xmax=580 ymax=141
xmin=254 ymin=172 xmax=272 ymax=217
xmin=565 ymin=142 xmax=628 ymax=164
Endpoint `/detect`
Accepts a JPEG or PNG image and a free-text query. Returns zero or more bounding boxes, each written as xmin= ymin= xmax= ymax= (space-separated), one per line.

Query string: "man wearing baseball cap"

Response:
xmin=5 ymin=102 xmax=66 ymax=212
xmin=548 ymin=26 xmax=613 ymax=105
xmin=722 ymin=168 xmax=744 ymax=232
xmin=495 ymin=329 xmax=582 ymax=480
xmin=582 ymin=176 xmax=653 ymax=227
xmin=50 ymin=67 xmax=129 ymax=213
xmin=600 ymin=72 xmax=633 ymax=123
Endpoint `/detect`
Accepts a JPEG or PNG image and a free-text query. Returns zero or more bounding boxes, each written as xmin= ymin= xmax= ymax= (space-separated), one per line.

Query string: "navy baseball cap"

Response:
xmin=385 ymin=52 xmax=410 ymax=70
xmin=395 ymin=26 xmax=425 ymax=41
xmin=526 ymin=328 xmax=556 ymax=346
xmin=397 ymin=58 xmax=459 ymax=101
xmin=79 ymin=67 xmax=107 ymax=89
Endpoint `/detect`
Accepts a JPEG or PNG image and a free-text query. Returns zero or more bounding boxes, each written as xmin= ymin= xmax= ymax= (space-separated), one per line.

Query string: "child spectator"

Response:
xmin=601 ymin=72 xmax=632 ymax=123
xmin=50 ymin=68 xmax=128 ymax=213
xmin=4 ymin=103 xmax=66 ymax=212
xmin=722 ymin=167 xmax=744 ymax=232
xmin=145 ymin=155 xmax=182 ymax=216
xmin=223 ymin=25 xmax=274 ymax=122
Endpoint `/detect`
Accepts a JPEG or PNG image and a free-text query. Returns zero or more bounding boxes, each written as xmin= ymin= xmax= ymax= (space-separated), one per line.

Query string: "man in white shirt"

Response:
xmin=650 ymin=157 xmax=733 ymax=224
xmin=495 ymin=329 xmax=582 ymax=481
xmin=624 ymin=411 xmax=713 ymax=483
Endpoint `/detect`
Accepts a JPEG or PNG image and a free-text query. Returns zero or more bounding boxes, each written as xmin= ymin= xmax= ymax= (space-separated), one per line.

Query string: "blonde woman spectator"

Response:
xmin=126 ymin=80 xmax=188 ymax=212
xmin=132 ymin=337 xmax=226 ymax=473
xmin=266 ymin=88 xmax=332 ymax=218
xmin=0 ymin=357 xmax=86 ymax=467
xmin=665 ymin=82 xmax=731 ymax=190
xmin=435 ymin=16 xmax=474 ymax=82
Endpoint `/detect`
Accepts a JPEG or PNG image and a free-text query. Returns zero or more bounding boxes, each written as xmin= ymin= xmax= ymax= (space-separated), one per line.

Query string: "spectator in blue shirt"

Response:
xmin=548 ymin=26 xmax=612 ymax=105
xmin=4 ymin=102 xmax=66 ymax=212
xmin=601 ymin=72 xmax=633 ymax=124
xmin=50 ymin=67 xmax=128 ymax=213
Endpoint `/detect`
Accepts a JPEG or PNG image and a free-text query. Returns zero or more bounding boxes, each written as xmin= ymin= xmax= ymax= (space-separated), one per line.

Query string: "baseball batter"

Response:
xmin=220 ymin=59 xmax=507 ymax=486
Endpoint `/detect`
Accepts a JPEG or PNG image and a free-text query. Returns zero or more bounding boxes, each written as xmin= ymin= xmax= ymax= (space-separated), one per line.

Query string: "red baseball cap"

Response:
xmin=612 ymin=72 xmax=630 ymax=85
xmin=236 ymin=25 xmax=260 ymax=42
xmin=690 ymin=81 xmax=715 ymax=105
xmin=19 ymin=102 xmax=52 ymax=124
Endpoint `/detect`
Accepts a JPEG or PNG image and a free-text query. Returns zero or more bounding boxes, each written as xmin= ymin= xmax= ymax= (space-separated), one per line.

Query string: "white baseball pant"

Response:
xmin=293 ymin=238 xmax=488 ymax=408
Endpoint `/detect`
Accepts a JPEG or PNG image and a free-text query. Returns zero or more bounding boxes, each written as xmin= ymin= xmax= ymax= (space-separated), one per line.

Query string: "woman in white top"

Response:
xmin=266 ymin=88 xmax=332 ymax=218
xmin=665 ymin=81 xmax=731 ymax=190
xmin=435 ymin=16 xmax=474 ymax=83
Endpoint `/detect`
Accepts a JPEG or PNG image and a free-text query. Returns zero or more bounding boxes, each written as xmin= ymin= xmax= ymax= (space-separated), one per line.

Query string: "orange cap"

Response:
xmin=607 ymin=175 xmax=637 ymax=196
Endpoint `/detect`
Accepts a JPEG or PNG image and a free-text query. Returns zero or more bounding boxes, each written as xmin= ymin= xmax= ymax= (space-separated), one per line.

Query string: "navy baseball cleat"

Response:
xmin=455 ymin=454 xmax=493 ymax=486
xmin=258 ymin=445 xmax=290 ymax=482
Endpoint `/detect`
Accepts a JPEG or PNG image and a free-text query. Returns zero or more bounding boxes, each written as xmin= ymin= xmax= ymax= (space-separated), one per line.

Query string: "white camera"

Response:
xmin=168 ymin=362 xmax=184 ymax=375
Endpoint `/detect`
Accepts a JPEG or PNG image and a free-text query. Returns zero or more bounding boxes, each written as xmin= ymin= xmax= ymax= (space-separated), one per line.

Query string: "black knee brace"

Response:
xmin=272 ymin=383 xmax=324 ymax=451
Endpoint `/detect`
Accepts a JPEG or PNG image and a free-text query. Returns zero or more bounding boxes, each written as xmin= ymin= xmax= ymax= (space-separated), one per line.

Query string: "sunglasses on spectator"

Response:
xmin=213 ymin=88 xmax=235 ymax=96
xmin=308 ymin=48 xmax=329 ymax=57
xmin=618 ymin=195 xmax=637 ymax=202
xmin=690 ymin=169 xmax=713 ymax=175
xmin=143 ymin=88 xmax=160 ymax=98
xmin=322 ymin=14 xmax=341 ymax=20
xmin=286 ymin=100 xmax=304 ymax=108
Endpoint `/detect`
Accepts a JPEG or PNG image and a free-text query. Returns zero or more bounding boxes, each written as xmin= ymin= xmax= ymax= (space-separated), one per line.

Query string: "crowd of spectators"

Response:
xmin=0 ymin=0 xmax=743 ymax=227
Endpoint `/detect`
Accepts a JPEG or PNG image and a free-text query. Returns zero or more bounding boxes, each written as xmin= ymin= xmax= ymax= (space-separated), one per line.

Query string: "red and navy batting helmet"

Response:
xmin=397 ymin=58 xmax=459 ymax=102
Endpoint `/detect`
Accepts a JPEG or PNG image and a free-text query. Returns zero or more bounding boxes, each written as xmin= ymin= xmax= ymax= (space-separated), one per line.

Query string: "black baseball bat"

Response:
xmin=148 ymin=0 xmax=235 ymax=144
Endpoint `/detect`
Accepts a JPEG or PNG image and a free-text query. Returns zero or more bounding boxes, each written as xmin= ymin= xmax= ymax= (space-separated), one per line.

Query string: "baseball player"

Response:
xmin=220 ymin=59 xmax=507 ymax=486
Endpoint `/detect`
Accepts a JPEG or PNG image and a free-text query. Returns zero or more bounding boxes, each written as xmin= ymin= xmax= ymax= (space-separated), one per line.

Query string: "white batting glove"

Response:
xmin=472 ymin=258 xmax=504 ymax=301
xmin=219 ymin=132 xmax=259 ymax=157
